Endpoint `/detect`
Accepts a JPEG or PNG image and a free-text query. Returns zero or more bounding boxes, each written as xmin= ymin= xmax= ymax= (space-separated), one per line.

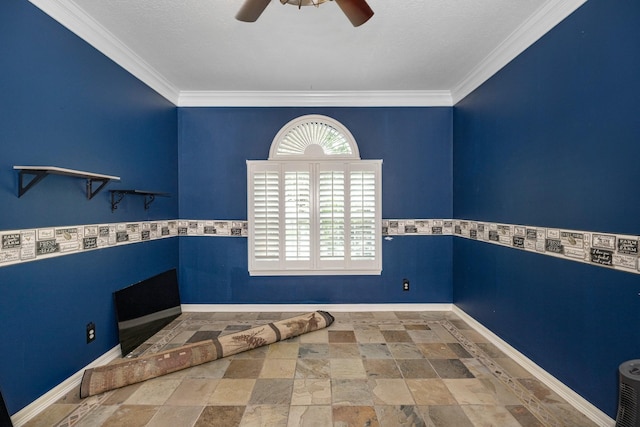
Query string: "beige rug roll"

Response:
xmin=80 ymin=310 xmax=334 ymax=398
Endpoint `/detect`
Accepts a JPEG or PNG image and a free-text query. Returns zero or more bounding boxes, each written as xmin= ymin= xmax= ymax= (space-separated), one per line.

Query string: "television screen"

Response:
xmin=0 ymin=389 xmax=11 ymax=427
xmin=114 ymin=268 xmax=181 ymax=357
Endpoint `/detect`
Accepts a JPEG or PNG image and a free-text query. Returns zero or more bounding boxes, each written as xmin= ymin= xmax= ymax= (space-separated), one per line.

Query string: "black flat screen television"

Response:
xmin=114 ymin=268 xmax=181 ymax=357
xmin=0 ymin=389 xmax=11 ymax=427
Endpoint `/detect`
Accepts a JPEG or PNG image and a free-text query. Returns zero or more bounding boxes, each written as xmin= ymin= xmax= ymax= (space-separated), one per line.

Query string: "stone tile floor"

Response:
xmin=24 ymin=311 xmax=598 ymax=427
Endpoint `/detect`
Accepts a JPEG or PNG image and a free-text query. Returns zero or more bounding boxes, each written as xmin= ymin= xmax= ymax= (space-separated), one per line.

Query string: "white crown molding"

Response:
xmin=28 ymin=0 xmax=180 ymax=105
xmin=11 ymin=345 xmax=121 ymax=427
xmin=181 ymin=303 xmax=453 ymax=312
xmin=451 ymin=0 xmax=588 ymax=104
xmin=177 ymin=90 xmax=453 ymax=107
xmin=27 ymin=0 xmax=587 ymax=108
xmin=451 ymin=306 xmax=615 ymax=427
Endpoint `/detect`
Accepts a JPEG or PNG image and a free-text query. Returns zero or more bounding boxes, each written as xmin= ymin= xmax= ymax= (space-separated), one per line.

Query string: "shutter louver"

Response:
xmin=284 ymin=171 xmax=311 ymax=261
xmin=350 ymin=170 xmax=377 ymax=260
xmin=319 ymin=171 xmax=345 ymax=260
xmin=253 ymin=171 xmax=280 ymax=260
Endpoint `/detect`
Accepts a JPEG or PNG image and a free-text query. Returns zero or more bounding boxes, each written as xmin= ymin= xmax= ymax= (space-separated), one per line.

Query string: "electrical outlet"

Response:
xmin=402 ymin=278 xmax=410 ymax=291
xmin=86 ymin=322 xmax=95 ymax=343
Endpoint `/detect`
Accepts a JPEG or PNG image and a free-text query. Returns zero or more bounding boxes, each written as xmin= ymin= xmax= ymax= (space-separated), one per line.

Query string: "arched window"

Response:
xmin=247 ymin=115 xmax=382 ymax=276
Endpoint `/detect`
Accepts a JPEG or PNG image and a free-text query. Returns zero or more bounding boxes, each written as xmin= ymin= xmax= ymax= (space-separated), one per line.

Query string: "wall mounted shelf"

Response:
xmin=110 ymin=190 xmax=170 ymax=212
xmin=13 ymin=166 xmax=120 ymax=199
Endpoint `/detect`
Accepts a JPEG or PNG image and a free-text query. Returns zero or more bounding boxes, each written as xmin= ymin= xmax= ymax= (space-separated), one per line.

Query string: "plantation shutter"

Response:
xmin=248 ymin=160 xmax=381 ymax=275
xmin=253 ymin=170 xmax=280 ymax=260
xmin=283 ymin=165 xmax=312 ymax=269
xmin=350 ymin=169 xmax=377 ymax=262
xmin=248 ymin=114 xmax=381 ymax=276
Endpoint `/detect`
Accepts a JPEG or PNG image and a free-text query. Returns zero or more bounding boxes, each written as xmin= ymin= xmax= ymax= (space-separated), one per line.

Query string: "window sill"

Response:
xmin=249 ymin=269 xmax=382 ymax=277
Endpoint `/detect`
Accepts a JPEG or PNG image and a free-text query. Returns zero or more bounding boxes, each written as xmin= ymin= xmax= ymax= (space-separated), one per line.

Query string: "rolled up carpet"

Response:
xmin=80 ymin=310 xmax=334 ymax=398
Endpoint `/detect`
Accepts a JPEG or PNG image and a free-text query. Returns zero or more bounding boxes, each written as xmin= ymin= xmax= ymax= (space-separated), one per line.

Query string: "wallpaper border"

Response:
xmin=1 ymin=218 xmax=638 ymax=275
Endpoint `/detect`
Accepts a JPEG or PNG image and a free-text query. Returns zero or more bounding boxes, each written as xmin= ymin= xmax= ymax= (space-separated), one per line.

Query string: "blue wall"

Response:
xmin=453 ymin=0 xmax=640 ymax=417
xmin=0 ymin=0 xmax=178 ymax=414
xmin=178 ymin=107 xmax=453 ymax=304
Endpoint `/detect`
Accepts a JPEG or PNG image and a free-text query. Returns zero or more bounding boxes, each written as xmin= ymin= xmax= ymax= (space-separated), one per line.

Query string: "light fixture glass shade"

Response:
xmin=280 ymin=0 xmax=330 ymax=6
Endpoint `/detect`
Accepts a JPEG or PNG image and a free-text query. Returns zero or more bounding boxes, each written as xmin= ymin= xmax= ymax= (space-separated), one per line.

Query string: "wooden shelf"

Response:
xmin=110 ymin=190 xmax=170 ymax=212
xmin=13 ymin=166 xmax=120 ymax=199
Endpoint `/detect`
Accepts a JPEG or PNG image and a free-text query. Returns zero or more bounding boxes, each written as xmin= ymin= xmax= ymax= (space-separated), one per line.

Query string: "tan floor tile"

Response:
xmin=101 ymin=404 xmax=159 ymax=427
xmin=195 ymin=406 xmax=245 ymax=427
xmin=387 ymin=343 xmax=425 ymax=359
xmin=333 ymin=405 xmax=380 ymax=426
xmin=330 ymin=358 xmax=367 ymax=379
xmin=103 ymin=383 xmax=143 ymax=405
xmin=298 ymin=329 xmax=328 ymax=343
xmin=406 ymin=379 xmax=458 ymax=405
xmin=259 ymin=359 xmax=297 ymax=378
xmin=396 ymin=359 xmax=438 ymax=379
xmin=480 ymin=377 xmax=524 ymax=405
xmin=22 ymin=404 xmax=76 ymax=427
xmin=369 ymin=379 xmax=415 ymax=405
xmin=407 ymin=329 xmax=442 ymax=343
xmin=462 ymin=404 xmax=522 ymax=427
xmin=29 ymin=312 xmax=597 ymax=427
xmin=375 ymin=405 xmax=426 ymax=426
xmin=290 ymin=379 xmax=332 ymax=405
xmin=328 ymin=343 xmax=361 ymax=359
xmin=185 ymin=358 xmax=231 ymax=378
xmin=381 ymin=330 xmax=413 ymax=342
xmin=266 ymin=342 xmax=300 ymax=359
xmin=248 ymin=379 xmax=293 ymax=405
xmin=371 ymin=311 xmax=399 ymax=320
xmin=224 ymin=359 xmax=265 ymax=378
xmin=417 ymin=404 xmax=474 ymax=427
xmin=240 ymin=404 xmax=289 ymax=427
xmin=294 ymin=358 xmax=331 ymax=379
xmin=418 ymin=343 xmax=460 ymax=359
xmin=209 ymin=379 xmax=256 ymax=405
xmin=287 ymin=405 xmax=332 ymax=427
xmin=354 ymin=329 xmax=386 ymax=343
xmin=146 ymin=405 xmax=204 ymax=427
xmin=165 ymin=378 xmax=219 ymax=406
xmin=328 ymin=330 xmax=357 ymax=343
xmin=363 ymin=359 xmax=403 ymax=379
xmin=443 ymin=378 xmax=499 ymax=405
xmin=73 ymin=405 xmax=120 ymax=427
xmin=124 ymin=378 xmax=183 ymax=405
xmin=506 ymin=405 xmax=546 ymax=427
xmin=332 ymin=379 xmax=373 ymax=406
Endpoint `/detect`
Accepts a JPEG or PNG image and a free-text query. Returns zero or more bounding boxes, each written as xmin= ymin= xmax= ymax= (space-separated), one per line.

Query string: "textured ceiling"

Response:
xmin=32 ymin=0 xmax=586 ymax=105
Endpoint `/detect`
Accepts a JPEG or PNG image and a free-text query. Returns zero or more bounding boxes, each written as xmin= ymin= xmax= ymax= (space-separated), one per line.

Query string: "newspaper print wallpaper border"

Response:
xmin=0 ymin=219 xmax=638 ymax=275
xmin=383 ymin=219 xmax=639 ymax=275
xmin=0 ymin=220 xmax=248 ymax=268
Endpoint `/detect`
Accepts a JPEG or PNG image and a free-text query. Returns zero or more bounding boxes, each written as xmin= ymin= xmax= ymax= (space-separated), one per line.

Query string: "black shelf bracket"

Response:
xmin=87 ymin=178 xmax=112 ymax=200
xmin=17 ymin=169 xmax=49 ymax=198
xmin=110 ymin=190 xmax=170 ymax=212
xmin=14 ymin=166 xmax=120 ymax=199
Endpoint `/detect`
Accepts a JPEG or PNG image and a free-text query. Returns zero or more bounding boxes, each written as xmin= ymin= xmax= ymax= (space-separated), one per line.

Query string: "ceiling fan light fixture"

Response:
xmin=279 ymin=0 xmax=330 ymax=7
xmin=236 ymin=0 xmax=373 ymax=26
xmin=334 ymin=0 xmax=374 ymax=27
xmin=235 ymin=0 xmax=271 ymax=22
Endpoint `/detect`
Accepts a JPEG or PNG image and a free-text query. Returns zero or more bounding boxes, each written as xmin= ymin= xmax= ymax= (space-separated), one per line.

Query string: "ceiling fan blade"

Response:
xmin=334 ymin=0 xmax=374 ymax=27
xmin=236 ymin=0 xmax=272 ymax=22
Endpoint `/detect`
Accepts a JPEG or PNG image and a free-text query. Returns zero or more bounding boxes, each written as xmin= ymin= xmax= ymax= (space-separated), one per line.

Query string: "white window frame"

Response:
xmin=247 ymin=115 xmax=382 ymax=276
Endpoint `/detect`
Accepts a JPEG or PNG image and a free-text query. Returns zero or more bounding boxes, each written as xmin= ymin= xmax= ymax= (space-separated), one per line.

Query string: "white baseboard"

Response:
xmin=180 ymin=303 xmax=453 ymax=313
xmin=11 ymin=345 xmax=121 ymax=427
xmin=451 ymin=306 xmax=615 ymax=427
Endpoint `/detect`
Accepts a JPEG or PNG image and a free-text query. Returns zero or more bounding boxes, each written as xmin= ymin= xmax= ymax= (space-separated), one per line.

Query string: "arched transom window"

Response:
xmin=247 ymin=115 xmax=382 ymax=276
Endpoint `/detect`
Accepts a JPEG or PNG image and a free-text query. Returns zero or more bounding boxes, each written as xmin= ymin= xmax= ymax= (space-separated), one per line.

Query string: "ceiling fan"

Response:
xmin=236 ymin=0 xmax=374 ymax=27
